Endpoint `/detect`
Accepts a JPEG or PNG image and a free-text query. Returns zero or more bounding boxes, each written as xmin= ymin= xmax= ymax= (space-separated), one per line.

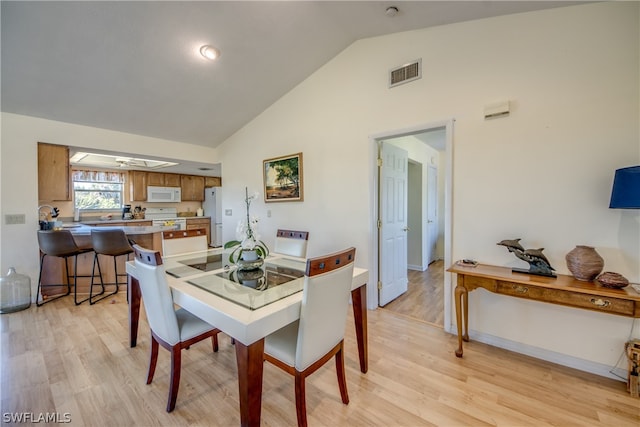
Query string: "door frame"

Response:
xmin=368 ymin=118 xmax=455 ymax=333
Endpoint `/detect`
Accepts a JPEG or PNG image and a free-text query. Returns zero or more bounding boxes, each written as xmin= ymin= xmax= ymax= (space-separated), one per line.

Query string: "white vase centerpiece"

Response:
xmin=224 ymin=187 xmax=269 ymax=267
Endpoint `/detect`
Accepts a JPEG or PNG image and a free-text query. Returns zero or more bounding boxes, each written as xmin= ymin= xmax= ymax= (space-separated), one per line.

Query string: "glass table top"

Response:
xmin=186 ymin=257 xmax=307 ymax=310
xmin=166 ymin=253 xmax=223 ymax=278
xmin=163 ymin=249 xmax=308 ymax=310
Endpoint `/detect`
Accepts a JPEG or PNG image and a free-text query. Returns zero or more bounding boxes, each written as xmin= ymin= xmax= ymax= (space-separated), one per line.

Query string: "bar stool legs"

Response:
xmin=36 ymin=252 xmax=70 ymax=306
xmin=89 ymin=252 xmax=132 ymax=304
xmin=36 ymin=230 xmax=93 ymax=306
xmin=89 ymin=229 xmax=134 ymax=305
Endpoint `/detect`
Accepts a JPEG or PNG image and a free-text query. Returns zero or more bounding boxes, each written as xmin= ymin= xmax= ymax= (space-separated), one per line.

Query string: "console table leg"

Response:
xmin=454 ymin=284 xmax=468 ymax=357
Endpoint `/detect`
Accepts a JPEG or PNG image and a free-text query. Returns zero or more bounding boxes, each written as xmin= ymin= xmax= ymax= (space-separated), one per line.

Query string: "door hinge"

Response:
xmin=377 ymin=281 xmax=382 ymax=290
xmin=377 ymin=157 xmax=382 ymax=167
xmin=377 ymin=219 xmax=382 ymax=229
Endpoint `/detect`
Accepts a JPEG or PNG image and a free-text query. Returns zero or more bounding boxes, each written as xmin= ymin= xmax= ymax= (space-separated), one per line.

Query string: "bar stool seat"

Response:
xmin=90 ymin=229 xmax=134 ymax=304
xmin=37 ymin=230 xmax=93 ymax=306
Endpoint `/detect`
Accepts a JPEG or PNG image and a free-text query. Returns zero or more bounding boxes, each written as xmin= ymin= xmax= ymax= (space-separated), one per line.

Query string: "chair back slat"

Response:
xmin=132 ymin=245 xmax=180 ymax=345
xmin=274 ymin=229 xmax=309 ymax=258
xmin=162 ymin=229 xmax=208 ymax=256
xmin=295 ymin=247 xmax=355 ymax=371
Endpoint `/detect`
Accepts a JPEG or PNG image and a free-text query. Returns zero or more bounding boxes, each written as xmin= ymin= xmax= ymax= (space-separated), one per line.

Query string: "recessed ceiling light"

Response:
xmin=385 ymin=6 xmax=399 ymax=17
xmin=200 ymin=45 xmax=220 ymax=61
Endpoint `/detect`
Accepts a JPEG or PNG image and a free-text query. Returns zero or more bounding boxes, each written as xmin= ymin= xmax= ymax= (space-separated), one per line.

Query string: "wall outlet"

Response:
xmin=225 ymin=209 xmax=232 ymax=216
xmin=5 ymin=214 xmax=26 ymax=225
xmin=267 ymin=210 xmax=271 ymax=218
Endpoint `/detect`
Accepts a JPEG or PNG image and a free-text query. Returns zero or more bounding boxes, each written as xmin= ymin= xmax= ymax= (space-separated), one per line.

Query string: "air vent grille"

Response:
xmin=389 ymin=59 xmax=422 ymax=88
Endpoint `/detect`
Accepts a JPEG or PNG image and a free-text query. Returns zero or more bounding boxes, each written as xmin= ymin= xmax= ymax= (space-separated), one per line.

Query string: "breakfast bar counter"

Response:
xmin=39 ymin=224 xmax=177 ymax=299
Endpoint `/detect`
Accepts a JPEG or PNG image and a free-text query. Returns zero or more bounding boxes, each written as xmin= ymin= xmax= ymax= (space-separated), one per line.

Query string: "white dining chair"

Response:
xmin=131 ymin=244 xmax=221 ymax=412
xmin=263 ymin=247 xmax=356 ymax=427
xmin=273 ymin=229 xmax=309 ymax=258
xmin=161 ymin=228 xmax=208 ymax=256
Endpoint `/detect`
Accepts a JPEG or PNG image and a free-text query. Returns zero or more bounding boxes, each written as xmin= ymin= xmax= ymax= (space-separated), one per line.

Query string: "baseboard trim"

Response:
xmin=407 ymin=264 xmax=424 ymax=271
xmin=445 ymin=327 xmax=627 ymax=382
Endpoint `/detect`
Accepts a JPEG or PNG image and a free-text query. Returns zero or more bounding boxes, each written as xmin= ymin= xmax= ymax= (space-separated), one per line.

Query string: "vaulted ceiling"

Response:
xmin=2 ymin=1 xmax=586 ymax=152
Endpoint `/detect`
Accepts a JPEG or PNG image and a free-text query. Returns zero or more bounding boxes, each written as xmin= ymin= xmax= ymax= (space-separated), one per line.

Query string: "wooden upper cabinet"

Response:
xmin=205 ymin=176 xmax=222 ymax=187
xmin=180 ymin=175 xmax=205 ymax=201
xmin=147 ymin=172 xmax=164 ymax=186
xmin=129 ymin=171 xmax=148 ymax=201
xmin=164 ymin=173 xmax=181 ymax=187
xmin=147 ymin=172 xmax=181 ymax=187
xmin=38 ymin=142 xmax=71 ymax=201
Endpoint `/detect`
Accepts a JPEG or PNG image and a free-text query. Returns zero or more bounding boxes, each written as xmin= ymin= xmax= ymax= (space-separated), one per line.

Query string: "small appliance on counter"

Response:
xmin=122 ymin=204 xmax=132 ymax=220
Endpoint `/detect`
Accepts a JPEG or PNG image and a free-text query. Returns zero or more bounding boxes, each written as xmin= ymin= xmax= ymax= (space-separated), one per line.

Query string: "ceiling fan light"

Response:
xmin=200 ymin=45 xmax=220 ymax=60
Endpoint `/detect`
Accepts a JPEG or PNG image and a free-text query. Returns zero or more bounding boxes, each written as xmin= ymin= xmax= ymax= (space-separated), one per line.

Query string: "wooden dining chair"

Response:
xmin=132 ymin=244 xmax=221 ymax=412
xmin=161 ymin=228 xmax=208 ymax=256
xmin=273 ymin=229 xmax=309 ymax=258
xmin=263 ymin=247 xmax=356 ymax=427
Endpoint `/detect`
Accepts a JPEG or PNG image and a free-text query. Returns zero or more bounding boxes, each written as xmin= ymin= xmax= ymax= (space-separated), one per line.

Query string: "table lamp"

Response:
xmin=609 ymin=165 xmax=640 ymax=209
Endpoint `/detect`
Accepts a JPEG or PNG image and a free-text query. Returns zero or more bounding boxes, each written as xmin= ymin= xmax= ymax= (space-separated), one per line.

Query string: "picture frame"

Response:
xmin=263 ymin=152 xmax=303 ymax=203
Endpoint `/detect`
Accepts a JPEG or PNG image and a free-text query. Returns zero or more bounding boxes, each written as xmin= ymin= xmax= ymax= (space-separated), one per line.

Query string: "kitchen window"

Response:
xmin=73 ymin=170 xmax=124 ymax=210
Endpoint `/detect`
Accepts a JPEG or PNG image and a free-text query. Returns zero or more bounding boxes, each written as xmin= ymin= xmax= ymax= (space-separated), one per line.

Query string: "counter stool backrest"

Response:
xmin=274 ymin=229 xmax=309 ymax=258
xmin=162 ymin=229 xmax=208 ymax=256
xmin=38 ymin=229 xmax=82 ymax=257
xmin=91 ymin=229 xmax=134 ymax=256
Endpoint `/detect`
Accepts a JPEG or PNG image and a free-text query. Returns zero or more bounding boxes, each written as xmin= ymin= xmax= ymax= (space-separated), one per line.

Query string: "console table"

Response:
xmin=448 ymin=263 xmax=640 ymax=357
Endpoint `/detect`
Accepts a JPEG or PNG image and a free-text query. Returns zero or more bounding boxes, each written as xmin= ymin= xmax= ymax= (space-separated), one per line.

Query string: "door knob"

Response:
xmin=402 ymin=226 xmax=409 ymax=231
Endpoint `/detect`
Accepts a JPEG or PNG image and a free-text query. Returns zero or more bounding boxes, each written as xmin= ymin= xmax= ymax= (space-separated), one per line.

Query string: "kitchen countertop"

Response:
xmin=60 ymin=223 xmax=178 ymax=235
xmin=80 ymin=217 xmax=210 ymax=225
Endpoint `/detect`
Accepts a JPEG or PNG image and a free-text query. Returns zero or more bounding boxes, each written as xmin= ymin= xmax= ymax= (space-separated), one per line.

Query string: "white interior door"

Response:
xmin=379 ymin=142 xmax=409 ymax=306
xmin=426 ymin=164 xmax=438 ymax=265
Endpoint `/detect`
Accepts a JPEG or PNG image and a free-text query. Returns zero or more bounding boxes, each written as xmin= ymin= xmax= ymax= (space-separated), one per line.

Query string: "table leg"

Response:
xmin=351 ymin=285 xmax=368 ymax=373
xmin=454 ymin=282 xmax=468 ymax=357
xmin=234 ymin=338 xmax=265 ymax=427
xmin=128 ymin=274 xmax=141 ymax=348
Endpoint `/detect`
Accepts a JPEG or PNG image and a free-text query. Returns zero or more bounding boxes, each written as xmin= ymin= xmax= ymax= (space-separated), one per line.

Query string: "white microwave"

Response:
xmin=147 ymin=186 xmax=181 ymax=203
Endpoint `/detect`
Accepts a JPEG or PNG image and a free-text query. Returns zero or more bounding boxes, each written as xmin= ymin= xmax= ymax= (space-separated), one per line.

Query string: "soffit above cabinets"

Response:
xmin=68 ymin=149 xmax=221 ymax=177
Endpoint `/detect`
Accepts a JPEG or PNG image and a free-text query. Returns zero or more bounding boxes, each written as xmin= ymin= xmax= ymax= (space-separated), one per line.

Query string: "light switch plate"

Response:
xmin=5 ymin=214 xmax=26 ymax=225
xmin=225 ymin=209 xmax=232 ymax=216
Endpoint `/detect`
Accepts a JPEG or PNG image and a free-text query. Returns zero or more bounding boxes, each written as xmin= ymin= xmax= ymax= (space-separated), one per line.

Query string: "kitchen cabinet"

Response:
xmin=147 ymin=172 xmax=181 ymax=187
xmin=129 ymin=171 xmax=148 ymax=201
xmin=186 ymin=217 xmax=211 ymax=246
xmin=38 ymin=142 xmax=71 ymax=201
xmin=205 ymin=176 xmax=222 ymax=187
xmin=181 ymin=175 xmax=205 ymax=201
xmin=164 ymin=174 xmax=181 ymax=187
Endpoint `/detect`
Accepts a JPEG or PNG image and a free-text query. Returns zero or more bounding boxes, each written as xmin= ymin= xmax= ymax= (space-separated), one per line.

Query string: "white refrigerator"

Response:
xmin=203 ymin=187 xmax=223 ymax=247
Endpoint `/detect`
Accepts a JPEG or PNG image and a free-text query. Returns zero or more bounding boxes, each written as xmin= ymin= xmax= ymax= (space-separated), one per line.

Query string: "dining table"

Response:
xmin=126 ymin=248 xmax=369 ymax=426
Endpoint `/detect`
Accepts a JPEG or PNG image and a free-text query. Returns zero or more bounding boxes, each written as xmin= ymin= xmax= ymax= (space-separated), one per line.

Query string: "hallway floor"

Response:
xmin=382 ymin=260 xmax=444 ymax=327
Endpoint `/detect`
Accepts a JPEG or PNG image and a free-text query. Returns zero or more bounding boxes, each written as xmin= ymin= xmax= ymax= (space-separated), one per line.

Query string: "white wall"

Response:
xmin=217 ymin=2 xmax=639 ymax=376
xmin=0 ymin=113 xmax=219 ymax=283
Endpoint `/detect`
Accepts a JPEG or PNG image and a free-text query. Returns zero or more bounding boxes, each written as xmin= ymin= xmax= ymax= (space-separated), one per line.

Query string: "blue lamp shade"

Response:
xmin=609 ymin=165 xmax=640 ymax=209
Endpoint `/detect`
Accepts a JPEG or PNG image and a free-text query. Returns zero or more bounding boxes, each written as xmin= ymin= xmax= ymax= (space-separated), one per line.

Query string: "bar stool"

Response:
xmin=36 ymin=230 xmax=93 ymax=306
xmin=90 ymin=229 xmax=134 ymax=304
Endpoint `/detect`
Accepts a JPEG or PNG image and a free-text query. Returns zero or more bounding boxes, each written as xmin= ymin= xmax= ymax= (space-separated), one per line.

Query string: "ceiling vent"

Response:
xmin=389 ymin=59 xmax=422 ymax=88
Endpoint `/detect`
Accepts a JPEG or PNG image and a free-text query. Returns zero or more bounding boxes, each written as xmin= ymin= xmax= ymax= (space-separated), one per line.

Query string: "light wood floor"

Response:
xmin=2 ymin=292 xmax=638 ymax=426
xmin=383 ymin=260 xmax=444 ymax=326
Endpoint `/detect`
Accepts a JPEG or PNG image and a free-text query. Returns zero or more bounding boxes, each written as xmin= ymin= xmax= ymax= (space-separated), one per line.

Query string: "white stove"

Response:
xmin=145 ymin=207 xmax=186 ymax=230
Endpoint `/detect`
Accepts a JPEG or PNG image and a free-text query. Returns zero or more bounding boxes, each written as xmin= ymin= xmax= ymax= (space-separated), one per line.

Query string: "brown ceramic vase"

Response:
xmin=565 ymin=245 xmax=604 ymax=281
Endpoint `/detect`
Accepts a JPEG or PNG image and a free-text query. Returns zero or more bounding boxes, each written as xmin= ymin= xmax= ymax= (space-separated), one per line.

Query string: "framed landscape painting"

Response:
xmin=263 ymin=152 xmax=303 ymax=202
